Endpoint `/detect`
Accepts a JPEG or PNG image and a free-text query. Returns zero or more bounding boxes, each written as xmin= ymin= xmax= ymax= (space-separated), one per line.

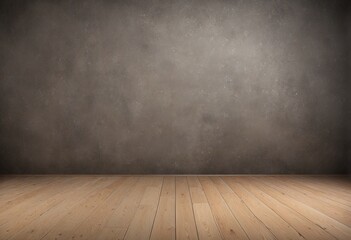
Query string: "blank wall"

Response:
xmin=0 ymin=0 xmax=349 ymax=174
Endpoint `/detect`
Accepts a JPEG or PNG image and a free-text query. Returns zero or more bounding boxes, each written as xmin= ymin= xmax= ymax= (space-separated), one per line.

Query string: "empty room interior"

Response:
xmin=1 ymin=0 xmax=351 ymax=239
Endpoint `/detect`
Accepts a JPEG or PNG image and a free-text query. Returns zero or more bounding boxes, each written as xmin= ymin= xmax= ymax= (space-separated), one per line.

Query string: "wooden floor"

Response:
xmin=0 ymin=176 xmax=351 ymax=240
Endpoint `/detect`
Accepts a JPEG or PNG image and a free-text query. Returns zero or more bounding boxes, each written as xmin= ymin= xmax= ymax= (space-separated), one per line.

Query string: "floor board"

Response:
xmin=1 ymin=175 xmax=350 ymax=240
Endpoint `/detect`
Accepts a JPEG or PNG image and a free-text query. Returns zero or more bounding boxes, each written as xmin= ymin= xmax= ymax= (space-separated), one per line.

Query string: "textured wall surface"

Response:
xmin=0 ymin=0 xmax=349 ymax=174
xmin=348 ymin=2 xmax=351 ymax=175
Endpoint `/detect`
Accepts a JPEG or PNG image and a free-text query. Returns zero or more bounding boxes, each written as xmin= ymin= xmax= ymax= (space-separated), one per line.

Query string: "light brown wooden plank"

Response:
xmin=7 ymin=177 xmax=117 ymax=240
xmin=251 ymin=177 xmax=351 ymax=240
xmin=187 ymin=176 xmax=203 ymax=188
xmin=224 ymin=177 xmax=305 ymax=240
xmin=280 ymin=177 xmax=351 ymax=208
xmin=193 ymin=203 xmax=222 ymax=240
xmin=123 ymin=177 xmax=163 ymax=240
xmin=198 ymin=177 xmax=248 ymax=240
xmin=69 ymin=177 xmax=139 ymax=240
xmin=150 ymin=176 xmax=176 ymax=240
xmin=211 ymin=177 xmax=276 ymax=240
xmin=188 ymin=177 xmax=208 ymax=205
xmin=0 ymin=176 xmax=65 ymax=214
xmin=40 ymin=177 xmax=130 ymax=240
xmin=0 ymin=177 xmax=99 ymax=239
xmin=96 ymin=227 xmax=127 ymax=240
xmin=277 ymin=177 xmax=351 ymax=212
xmin=301 ymin=176 xmax=351 ymax=194
xmin=264 ymin=177 xmax=351 ymax=227
xmin=236 ymin=177 xmax=335 ymax=240
xmin=0 ymin=177 xmax=58 ymax=204
xmin=0 ymin=176 xmax=81 ymax=226
xmin=103 ymin=177 xmax=153 ymax=231
xmin=176 ymin=177 xmax=199 ymax=240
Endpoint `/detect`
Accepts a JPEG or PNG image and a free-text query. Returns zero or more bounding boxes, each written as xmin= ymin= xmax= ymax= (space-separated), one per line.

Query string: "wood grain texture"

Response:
xmin=0 ymin=175 xmax=350 ymax=240
xmin=150 ymin=177 xmax=176 ymax=240
xmin=176 ymin=177 xmax=199 ymax=240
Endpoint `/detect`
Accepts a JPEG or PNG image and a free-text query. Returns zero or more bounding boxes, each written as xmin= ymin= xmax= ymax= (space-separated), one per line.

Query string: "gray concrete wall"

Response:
xmin=348 ymin=2 xmax=351 ymax=176
xmin=0 ymin=0 xmax=349 ymax=174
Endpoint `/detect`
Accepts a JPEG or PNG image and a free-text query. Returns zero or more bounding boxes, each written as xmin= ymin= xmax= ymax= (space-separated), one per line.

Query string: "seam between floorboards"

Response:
xmin=148 ymin=176 xmax=164 ymax=240
xmin=233 ymin=179 xmax=307 ymax=240
xmin=221 ymin=177 xmax=279 ymax=240
xmin=186 ymin=176 xmax=200 ymax=240
xmin=207 ymin=176 xmax=251 ymax=240
xmin=255 ymin=177 xmax=349 ymax=239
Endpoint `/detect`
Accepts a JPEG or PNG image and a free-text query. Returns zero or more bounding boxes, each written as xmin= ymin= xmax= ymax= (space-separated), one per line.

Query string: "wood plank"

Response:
xmin=302 ymin=176 xmax=351 ymax=194
xmin=223 ymin=177 xmax=305 ymax=240
xmin=193 ymin=203 xmax=222 ymax=240
xmin=7 ymin=177 xmax=117 ymax=240
xmin=40 ymin=177 xmax=130 ymax=240
xmin=175 ymin=177 xmax=198 ymax=240
xmin=0 ymin=176 xmax=98 ymax=239
xmin=150 ymin=176 xmax=176 ymax=240
xmin=211 ymin=177 xmax=276 ymax=240
xmin=0 ymin=176 xmax=47 ymax=193
xmin=69 ymin=177 xmax=139 ymax=240
xmin=96 ymin=227 xmax=127 ymax=240
xmin=0 ymin=176 xmax=64 ymax=213
xmin=0 ymin=176 xmax=23 ymax=189
xmin=0 ymin=177 xmax=57 ymax=203
xmin=277 ymin=177 xmax=351 ymax=212
xmin=295 ymin=176 xmax=351 ymax=200
xmin=188 ymin=177 xmax=223 ymax=240
xmin=264 ymin=177 xmax=351 ymax=227
xmin=251 ymin=176 xmax=351 ymax=240
xmin=103 ymin=177 xmax=153 ymax=230
xmin=0 ymin=176 xmax=80 ymax=226
xmin=282 ymin=177 xmax=351 ymax=207
xmin=236 ymin=177 xmax=335 ymax=240
xmin=188 ymin=177 xmax=207 ymax=204
xmin=124 ymin=177 xmax=163 ymax=240
xmin=187 ymin=176 xmax=203 ymax=188
xmin=198 ymin=177 xmax=248 ymax=240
